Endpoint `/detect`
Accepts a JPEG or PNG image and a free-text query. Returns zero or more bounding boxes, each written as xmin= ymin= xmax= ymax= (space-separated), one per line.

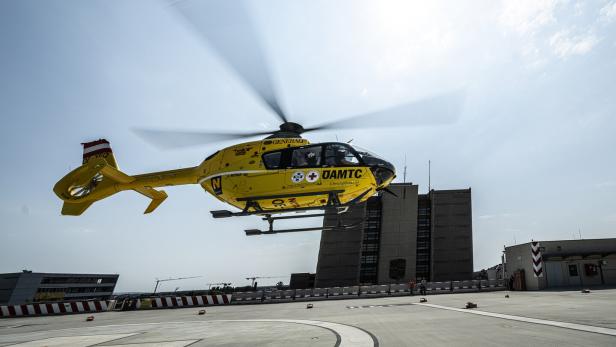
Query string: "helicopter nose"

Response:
xmin=370 ymin=160 xmax=396 ymax=187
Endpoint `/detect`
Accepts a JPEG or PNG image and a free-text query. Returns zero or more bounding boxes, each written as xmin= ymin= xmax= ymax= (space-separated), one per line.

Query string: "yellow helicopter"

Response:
xmin=53 ymin=1 xmax=463 ymax=235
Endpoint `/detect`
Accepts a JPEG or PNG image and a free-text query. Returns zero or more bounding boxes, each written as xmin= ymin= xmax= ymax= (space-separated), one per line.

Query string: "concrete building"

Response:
xmin=430 ymin=189 xmax=474 ymax=281
xmin=315 ymin=183 xmax=473 ymax=287
xmin=504 ymin=239 xmax=616 ymax=290
xmin=0 ymin=271 xmax=119 ymax=305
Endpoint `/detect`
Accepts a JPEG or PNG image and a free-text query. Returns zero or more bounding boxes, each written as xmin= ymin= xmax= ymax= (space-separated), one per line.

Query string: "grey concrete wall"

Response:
xmin=0 ymin=273 xmax=21 ymax=305
xmin=603 ymin=254 xmax=616 ymax=284
xmin=315 ymin=204 xmax=366 ymax=287
xmin=8 ymin=273 xmax=43 ymax=305
xmin=542 ymin=239 xmax=616 ymax=255
xmin=505 ymin=239 xmax=616 ymax=290
xmin=430 ymin=189 xmax=473 ymax=281
xmin=377 ymin=184 xmax=418 ymax=284
xmin=504 ymin=243 xmax=546 ymax=290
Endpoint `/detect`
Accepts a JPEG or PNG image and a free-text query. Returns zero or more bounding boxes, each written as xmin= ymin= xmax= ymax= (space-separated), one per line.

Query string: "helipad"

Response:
xmin=1 ymin=290 xmax=615 ymax=346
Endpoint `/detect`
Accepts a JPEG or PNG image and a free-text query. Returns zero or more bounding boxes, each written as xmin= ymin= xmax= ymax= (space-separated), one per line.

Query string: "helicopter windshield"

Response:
xmin=351 ymin=145 xmax=386 ymax=165
xmin=352 ymin=145 xmax=396 ymax=186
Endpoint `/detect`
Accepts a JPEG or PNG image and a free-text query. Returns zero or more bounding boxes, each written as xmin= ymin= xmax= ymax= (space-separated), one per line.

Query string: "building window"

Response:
xmin=389 ymin=258 xmax=406 ymax=280
xmin=568 ymin=264 xmax=578 ymax=276
xmin=361 ymin=255 xmax=378 ymax=264
xmin=584 ymin=264 xmax=598 ymax=276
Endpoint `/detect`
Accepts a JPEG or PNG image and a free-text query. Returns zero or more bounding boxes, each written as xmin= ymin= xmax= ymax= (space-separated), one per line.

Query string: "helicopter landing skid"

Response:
xmin=209 ymin=188 xmax=372 ymax=235
xmin=245 ymin=219 xmax=363 ymax=236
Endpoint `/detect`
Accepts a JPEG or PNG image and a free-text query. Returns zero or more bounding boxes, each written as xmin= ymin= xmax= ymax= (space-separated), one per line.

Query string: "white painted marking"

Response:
xmin=417 ymin=303 xmax=616 ymax=336
xmin=306 ymin=170 xmax=319 ymax=182
xmin=205 ymin=319 xmax=374 ymax=347
xmin=7 ymin=333 xmax=137 ymax=347
xmin=107 ymin=340 xmax=198 ymax=347
xmin=291 ymin=171 xmax=305 ymax=183
xmin=14 ymin=320 xmax=375 ymax=347
xmin=83 ymin=143 xmax=111 ymax=154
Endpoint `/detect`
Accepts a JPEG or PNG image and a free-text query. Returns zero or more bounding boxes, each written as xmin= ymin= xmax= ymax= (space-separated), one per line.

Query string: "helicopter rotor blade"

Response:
xmin=302 ymin=90 xmax=465 ymax=133
xmin=171 ymin=0 xmax=289 ymax=123
xmin=133 ymin=128 xmax=275 ymax=149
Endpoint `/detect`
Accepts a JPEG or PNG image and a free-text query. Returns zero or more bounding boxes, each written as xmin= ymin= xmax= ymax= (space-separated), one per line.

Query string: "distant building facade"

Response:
xmin=0 ymin=271 xmax=119 ymax=305
xmin=315 ymin=183 xmax=473 ymax=287
xmin=504 ymin=239 xmax=616 ymax=290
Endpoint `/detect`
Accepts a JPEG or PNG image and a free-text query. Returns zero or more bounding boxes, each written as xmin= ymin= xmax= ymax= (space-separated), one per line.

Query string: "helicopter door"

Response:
xmin=324 ymin=143 xmax=360 ymax=167
xmin=284 ymin=145 xmax=323 ymax=188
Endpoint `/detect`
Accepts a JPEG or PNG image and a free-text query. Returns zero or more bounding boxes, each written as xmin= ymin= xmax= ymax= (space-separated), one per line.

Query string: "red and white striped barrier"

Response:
xmin=0 ymin=301 xmax=108 ymax=318
xmin=150 ymin=294 xmax=231 ymax=308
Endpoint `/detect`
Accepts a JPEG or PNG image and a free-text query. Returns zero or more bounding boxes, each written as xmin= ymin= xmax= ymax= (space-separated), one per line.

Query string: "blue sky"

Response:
xmin=1 ymin=0 xmax=615 ymax=292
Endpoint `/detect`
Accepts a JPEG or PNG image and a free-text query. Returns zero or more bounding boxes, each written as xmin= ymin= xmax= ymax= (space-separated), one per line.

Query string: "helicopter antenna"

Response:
xmin=335 ymin=135 xmax=339 ymax=142
xmin=403 ymin=154 xmax=407 ymax=184
xmin=346 ymin=138 xmax=354 ymax=144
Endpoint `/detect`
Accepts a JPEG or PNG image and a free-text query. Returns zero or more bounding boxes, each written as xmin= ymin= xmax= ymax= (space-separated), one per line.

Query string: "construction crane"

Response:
xmin=206 ymin=282 xmax=231 ymax=289
xmin=153 ymin=276 xmax=202 ymax=293
xmin=245 ymin=276 xmax=286 ymax=287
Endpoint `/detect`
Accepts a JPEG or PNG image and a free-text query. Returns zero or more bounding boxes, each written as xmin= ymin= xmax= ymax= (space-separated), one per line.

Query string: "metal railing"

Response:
xmin=232 ymin=279 xmax=506 ymax=303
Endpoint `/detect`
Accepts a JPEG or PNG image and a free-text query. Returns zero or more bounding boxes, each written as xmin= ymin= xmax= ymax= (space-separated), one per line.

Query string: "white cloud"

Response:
xmin=600 ymin=1 xmax=616 ymax=23
xmin=478 ymin=213 xmax=516 ymax=220
xmin=604 ymin=213 xmax=616 ymax=223
xmin=499 ymin=0 xmax=561 ymax=35
xmin=595 ymin=180 xmax=616 ymax=188
xmin=549 ymin=30 xmax=599 ymax=58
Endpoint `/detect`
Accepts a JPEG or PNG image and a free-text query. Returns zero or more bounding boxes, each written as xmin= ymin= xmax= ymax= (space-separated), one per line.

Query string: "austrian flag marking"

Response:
xmin=531 ymin=241 xmax=544 ymax=277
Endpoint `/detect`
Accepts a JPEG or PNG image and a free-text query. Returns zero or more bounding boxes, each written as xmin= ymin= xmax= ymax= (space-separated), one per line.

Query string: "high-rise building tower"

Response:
xmin=315 ymin=183 xmax=473 ymax=287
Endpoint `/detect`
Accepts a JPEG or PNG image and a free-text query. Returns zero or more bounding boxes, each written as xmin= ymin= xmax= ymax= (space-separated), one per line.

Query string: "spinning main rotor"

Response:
xmin=136 ymin=0 xmax=465 ymax=149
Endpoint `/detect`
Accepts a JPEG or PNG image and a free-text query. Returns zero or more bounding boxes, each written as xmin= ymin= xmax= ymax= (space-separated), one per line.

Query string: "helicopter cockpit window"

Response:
xmin=262 ymin=151 xmax=282 ymax=169
xmin=291 ymin=146 xmax=322 ymax=168
xmin=324 ymin=144 xmax=360 ymax=166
